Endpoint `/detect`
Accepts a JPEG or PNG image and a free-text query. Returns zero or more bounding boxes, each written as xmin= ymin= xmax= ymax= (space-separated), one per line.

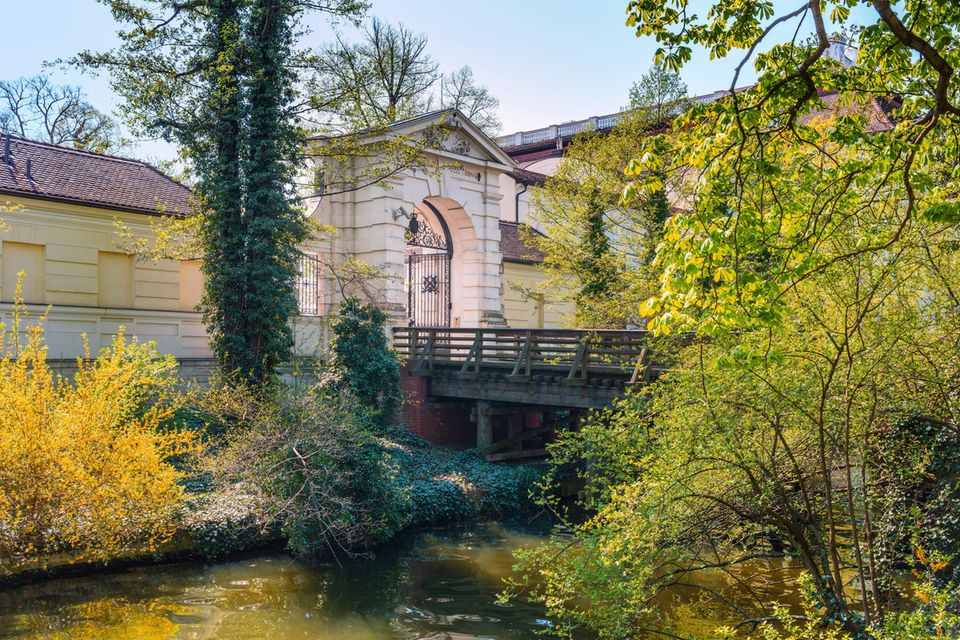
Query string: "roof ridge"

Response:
xmin=5 ymin=134 xmax=156 ymax=170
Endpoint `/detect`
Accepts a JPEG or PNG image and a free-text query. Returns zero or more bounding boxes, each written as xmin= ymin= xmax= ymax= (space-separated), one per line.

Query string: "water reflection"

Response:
xmin=0 ymin=522 xmax=578 ymax=640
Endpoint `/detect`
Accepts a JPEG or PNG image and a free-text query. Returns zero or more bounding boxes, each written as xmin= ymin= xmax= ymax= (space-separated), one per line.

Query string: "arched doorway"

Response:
xmin=405 ymin=202 xmax=453 ymax=326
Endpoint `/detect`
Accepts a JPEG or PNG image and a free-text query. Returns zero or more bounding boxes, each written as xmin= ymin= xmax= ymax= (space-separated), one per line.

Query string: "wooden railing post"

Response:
xmin=524 ymin=330 xmax=533 ymax=377
xmin=507 ymin=330 xmax=532 ymax=381
xmin=459 ymin=328 xmax=483 ymax=378
xmin=564 ymin=336 xmax=589 ymax=386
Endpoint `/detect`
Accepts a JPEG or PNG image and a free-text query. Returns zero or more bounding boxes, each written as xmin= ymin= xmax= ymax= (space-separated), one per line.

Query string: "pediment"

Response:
xmin=372 ymin=109 xmax=517 ymax=168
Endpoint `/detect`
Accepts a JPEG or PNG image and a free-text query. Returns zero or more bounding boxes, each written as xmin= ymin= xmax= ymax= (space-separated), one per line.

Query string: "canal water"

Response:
xmin=0 ymin=521 xmax=589 ymax=639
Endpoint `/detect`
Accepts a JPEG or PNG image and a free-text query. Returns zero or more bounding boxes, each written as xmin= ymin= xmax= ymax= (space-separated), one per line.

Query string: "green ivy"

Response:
xmin=329 ymin=298 xmax=402 ymax=427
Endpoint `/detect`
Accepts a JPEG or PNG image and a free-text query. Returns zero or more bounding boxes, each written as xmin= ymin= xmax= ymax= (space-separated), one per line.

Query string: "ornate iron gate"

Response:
xmin=405 ymin=213 xmax=452 ymax=327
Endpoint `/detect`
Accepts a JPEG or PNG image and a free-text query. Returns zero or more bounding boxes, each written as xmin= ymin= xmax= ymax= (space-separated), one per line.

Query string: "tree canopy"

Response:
xmin=0 ymin=75 xmax=122 ymax=153
xmin=625 ymin=0 xmax=960 ymax=337
xmin=511 ymin=1 xmax=960 ymax=637
xmin=526 ymin=64 xmax=687 ymax=328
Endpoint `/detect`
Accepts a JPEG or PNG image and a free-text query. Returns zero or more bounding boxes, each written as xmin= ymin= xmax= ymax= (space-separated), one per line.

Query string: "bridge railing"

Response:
xmin=393 ymin=327 xmax=656 ymax=386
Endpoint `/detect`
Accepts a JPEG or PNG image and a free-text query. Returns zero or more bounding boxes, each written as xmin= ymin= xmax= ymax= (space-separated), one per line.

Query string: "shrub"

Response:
xmin=328 ymin=297 xmax=401 ymax=427
xmin=0 ymin=298 xmax=197 ymax=565
xmin=198 ymin=381 xmax=408 ymax=560
xmin=385 ymin=432 xmax=543 ymax=526
xmin=197 ymin=382 xmax=543 ymax=561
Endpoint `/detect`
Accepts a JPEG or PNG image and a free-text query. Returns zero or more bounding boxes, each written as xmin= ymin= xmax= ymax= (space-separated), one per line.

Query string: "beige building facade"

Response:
xmin=0 ymin=110 xmax=572 ymax=365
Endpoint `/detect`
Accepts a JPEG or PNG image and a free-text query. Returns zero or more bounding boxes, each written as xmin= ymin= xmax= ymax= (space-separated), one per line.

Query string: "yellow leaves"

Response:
xmin=0 ymin=303 xmax=197 ymax=565
xmin=713 ymin=266 xmax=736 ymax=283
xmin=639 ymin=297 xmax=660 ymax=319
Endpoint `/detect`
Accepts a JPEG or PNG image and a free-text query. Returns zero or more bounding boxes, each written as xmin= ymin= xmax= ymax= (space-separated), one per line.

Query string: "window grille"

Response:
xmin=295 ymin=252 xmax=323 ymax=316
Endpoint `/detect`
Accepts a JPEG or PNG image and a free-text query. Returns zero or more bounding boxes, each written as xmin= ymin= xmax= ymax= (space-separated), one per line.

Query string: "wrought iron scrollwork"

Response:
xmin=295 ymin=251 xmax=323 ymax=316
xmin=421 ymin=274 xmax=439 ymax=293
xmin=406 ymin=213 xmax=449 ymax=251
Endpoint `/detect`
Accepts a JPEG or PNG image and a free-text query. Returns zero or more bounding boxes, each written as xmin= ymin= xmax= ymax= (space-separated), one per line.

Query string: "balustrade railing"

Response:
xmin=393 ymin=327 xmax=657 ymax=386
xmin=496 ymin=90 xmax=732 ymax=149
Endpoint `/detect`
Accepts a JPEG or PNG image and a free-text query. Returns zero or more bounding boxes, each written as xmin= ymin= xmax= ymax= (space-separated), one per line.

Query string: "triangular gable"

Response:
xmin=316 ymin=108 xmax=517 ymax=169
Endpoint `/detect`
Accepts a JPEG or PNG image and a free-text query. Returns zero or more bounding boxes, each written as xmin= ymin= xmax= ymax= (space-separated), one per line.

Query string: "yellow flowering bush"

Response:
xmin=0 ymin=287 xmax=197 ymax=566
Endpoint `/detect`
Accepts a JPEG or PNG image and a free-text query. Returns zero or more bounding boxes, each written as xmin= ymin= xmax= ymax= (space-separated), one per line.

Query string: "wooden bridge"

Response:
xmin=393 ymin=327 xmax=664 ymax=460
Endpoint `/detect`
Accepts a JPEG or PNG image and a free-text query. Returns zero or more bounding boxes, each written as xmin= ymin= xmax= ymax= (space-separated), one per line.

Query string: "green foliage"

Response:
xmin=628 ymin=61 xmax=690 ymax=124
xmin=625 ymin=1 xmax=960 ymax=337
xmin=507 ymin=3 xmax=960 ymax=636
xmin=871 ymin=417 xmax=960 ymax=591
xmin=527 ymin=64 xmax=687 ymax=328
xmin=328 ymin=297 xmax=401 ymax=426
xmin=182 ymin=486 xmax=272 ymax=559
xmin=386 ymin=432 xmax=542 ymax=525
xmin=197 ymin=381 xmax=408 ymax=560
xmin=879 ymin=576 xmax=960 ymax=640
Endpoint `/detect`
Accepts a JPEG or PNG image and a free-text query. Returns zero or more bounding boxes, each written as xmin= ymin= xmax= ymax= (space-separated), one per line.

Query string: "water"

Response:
xmin=0 ymin=522 xmax=586 ymax=640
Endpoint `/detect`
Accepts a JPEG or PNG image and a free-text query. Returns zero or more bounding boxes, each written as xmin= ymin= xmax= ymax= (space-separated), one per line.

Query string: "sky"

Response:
xmin=0 ymin=0 xmax=873 ymax=162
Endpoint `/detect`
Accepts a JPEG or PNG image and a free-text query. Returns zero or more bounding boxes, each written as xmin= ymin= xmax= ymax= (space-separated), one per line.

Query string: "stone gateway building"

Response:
xmin=0 ymin=109 xmax=569 ymax=365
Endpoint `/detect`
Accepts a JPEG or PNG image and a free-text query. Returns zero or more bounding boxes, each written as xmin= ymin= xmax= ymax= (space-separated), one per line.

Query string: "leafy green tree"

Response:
xmin=527 ymin=64 xmax=688 ymax=328
xmin=628 ymin=61 xmax=689 ymax=123
xmin=511 ymin=1 xmax=960 ymax=636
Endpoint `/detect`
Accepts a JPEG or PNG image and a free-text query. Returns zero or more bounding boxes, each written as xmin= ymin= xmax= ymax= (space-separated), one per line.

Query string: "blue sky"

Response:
xmin=0 ymin=0 xmax=873 ymax=161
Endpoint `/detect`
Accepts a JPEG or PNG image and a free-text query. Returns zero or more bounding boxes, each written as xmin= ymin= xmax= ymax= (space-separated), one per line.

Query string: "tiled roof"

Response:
xmin=0 ymin=135 xmax=193 ymax=216
xmin=800 ymin=90 xmax=896 ymax=133
xmin=500 ymin=220 xmax=546 ymax=265
xmin=511 ymin=167 xmax=548 ymax=186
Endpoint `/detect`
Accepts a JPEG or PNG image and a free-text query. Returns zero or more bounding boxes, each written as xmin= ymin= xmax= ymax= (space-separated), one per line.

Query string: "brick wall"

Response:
xmin=399 ymin=371 xmax=475 ymax=448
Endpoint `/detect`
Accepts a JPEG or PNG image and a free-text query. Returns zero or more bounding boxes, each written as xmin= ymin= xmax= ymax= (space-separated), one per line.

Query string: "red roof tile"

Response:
xmin=511 ymin=167 xmax=548 ymax=186
xmin=0 ymin=135 xmax=192 ymax=216
xmin=500 ymin=220 xmax=546 ymax=265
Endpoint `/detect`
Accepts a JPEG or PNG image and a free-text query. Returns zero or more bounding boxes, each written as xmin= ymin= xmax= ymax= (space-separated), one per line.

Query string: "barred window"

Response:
xmin=295 ymin=252 xmax=323 ymax=316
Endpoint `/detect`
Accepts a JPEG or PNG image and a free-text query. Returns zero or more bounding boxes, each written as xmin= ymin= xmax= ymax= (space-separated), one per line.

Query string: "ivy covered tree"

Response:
xmin=77 ymin=0 xmax=367 ymax=382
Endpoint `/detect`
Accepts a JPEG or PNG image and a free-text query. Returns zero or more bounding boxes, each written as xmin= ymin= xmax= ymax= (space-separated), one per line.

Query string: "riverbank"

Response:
xmin=0 ymin=430 xmax=543 ymax=589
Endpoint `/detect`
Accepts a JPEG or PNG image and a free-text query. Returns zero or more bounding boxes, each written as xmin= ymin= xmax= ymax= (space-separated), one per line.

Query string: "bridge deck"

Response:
xmin=393 ymin=327 xmax=659 ymax=409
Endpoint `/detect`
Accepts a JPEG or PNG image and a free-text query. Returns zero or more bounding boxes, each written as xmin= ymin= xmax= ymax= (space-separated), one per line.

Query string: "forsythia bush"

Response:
xmin=0 ymin=297 xmax=197 ymax=565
